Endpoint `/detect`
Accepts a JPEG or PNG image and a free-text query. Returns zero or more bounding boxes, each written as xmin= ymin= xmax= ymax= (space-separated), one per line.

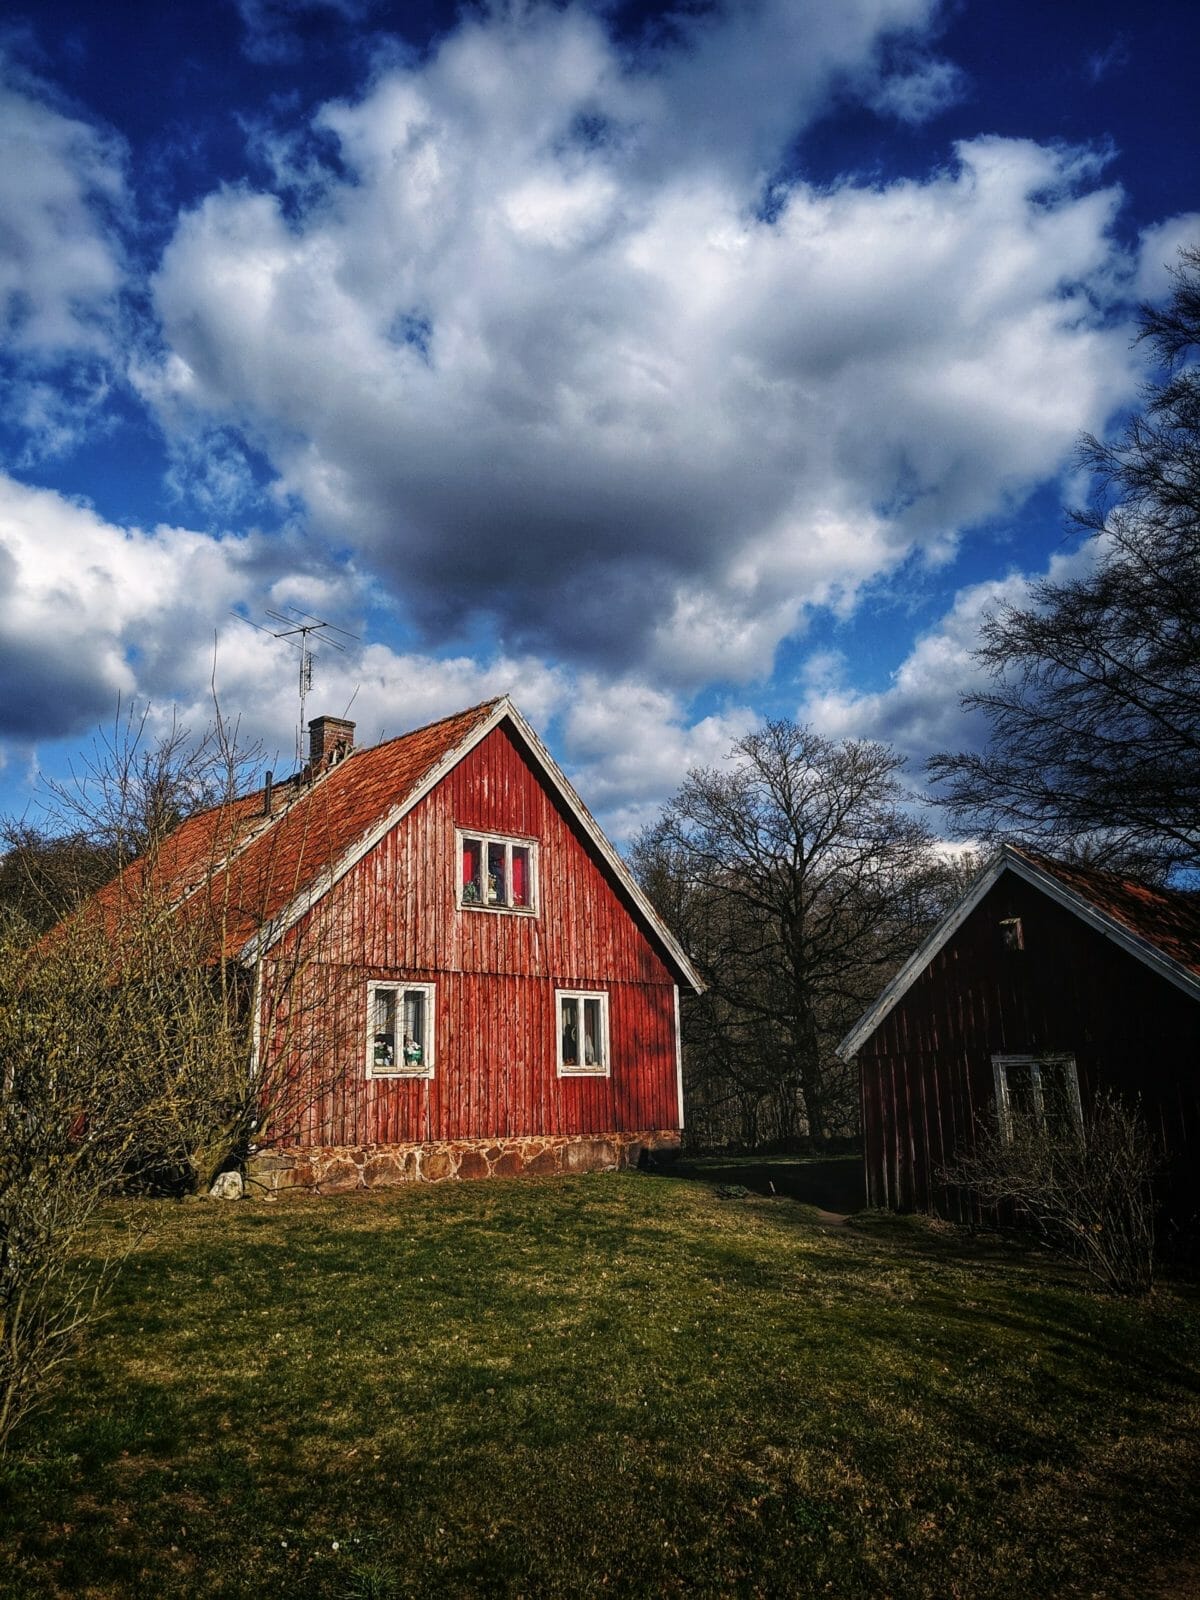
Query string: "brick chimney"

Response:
xmin=308 ymin=715 xmax=356 ymax=769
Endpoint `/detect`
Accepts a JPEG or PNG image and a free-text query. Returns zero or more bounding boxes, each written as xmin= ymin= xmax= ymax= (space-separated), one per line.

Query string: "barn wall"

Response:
xmin=259 ymin=722 xmax=682 ymax=1165
xmin=856 ymin=873 xmax=1200 ymax=1219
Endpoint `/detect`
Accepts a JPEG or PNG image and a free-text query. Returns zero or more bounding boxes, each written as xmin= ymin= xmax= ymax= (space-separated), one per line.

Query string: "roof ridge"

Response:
xmin=363 ymin=696 xmax=505 ymax=757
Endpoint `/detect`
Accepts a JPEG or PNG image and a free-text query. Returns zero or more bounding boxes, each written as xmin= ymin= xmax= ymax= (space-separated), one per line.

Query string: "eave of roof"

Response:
xmin=836 ymin=844 xmax=1200 ymax=1060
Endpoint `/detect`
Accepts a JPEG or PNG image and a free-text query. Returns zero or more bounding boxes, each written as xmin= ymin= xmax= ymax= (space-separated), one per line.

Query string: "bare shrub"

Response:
xmin=0 ymin=908 xmax=144 ymax=1446
xmin=941 ymin=1090 xmax=1160 ymax=1295
xmin=0 ymin=882 xmax=255 ymax=1445
xmin=0 ymin=701 xmax=317 ymax=1448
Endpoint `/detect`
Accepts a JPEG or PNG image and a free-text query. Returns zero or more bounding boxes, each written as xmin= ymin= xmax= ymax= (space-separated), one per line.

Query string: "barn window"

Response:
xmin=992 ymin=1054 xmax=1081 ymax=1140
xmin=367 ymin=981 xmax=435 ymax=1079
xmin=458 ymin=830 xmax=537 ymax=912
xmin=999 ymin=917 xmax=1024 ymax=951
xmin=556 ymin=989 xmax=610 ymax=1077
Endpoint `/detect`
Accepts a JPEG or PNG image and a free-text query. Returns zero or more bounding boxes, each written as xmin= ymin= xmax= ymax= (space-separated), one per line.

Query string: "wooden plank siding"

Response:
xmin=262 ymin=723 xmax=681 ymax=1150
xmin=857 ymin=873 xmax=1200 ymax=1220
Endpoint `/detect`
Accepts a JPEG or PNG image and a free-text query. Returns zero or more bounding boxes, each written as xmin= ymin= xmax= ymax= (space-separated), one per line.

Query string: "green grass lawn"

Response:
xmin=3 ymin=1175 xmax=1199 ymax=1598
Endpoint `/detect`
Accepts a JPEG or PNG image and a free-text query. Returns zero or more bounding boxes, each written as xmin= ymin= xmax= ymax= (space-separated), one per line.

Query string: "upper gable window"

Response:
xmin=458 ymin=830 xmax=537 ymax=912
xmin=999 ymin=917 xmax=1024 ymax=951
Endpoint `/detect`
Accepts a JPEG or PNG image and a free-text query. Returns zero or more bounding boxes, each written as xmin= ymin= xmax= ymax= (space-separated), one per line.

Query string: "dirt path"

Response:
xmin=811 ymin=1208 xmax=850 ymax=1228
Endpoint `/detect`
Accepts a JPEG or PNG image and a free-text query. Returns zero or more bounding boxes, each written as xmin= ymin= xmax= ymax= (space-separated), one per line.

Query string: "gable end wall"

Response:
xmin=260 ymin=723 xmax=681 ymax=1157
xmin=855 ymin=873 xmax=1200 ymax=1216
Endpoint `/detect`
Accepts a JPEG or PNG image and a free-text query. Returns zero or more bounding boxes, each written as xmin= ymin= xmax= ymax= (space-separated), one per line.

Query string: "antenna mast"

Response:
xmin=231 ymin=608 xmax=360 ymax=764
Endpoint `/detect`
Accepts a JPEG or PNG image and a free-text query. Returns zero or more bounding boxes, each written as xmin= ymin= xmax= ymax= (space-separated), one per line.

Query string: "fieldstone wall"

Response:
xmin=247 ymin=1129 xmax=680 ymax=1193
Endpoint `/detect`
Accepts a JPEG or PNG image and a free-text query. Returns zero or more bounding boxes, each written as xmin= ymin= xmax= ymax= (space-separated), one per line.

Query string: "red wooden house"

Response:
xmin=838 ymin=846 xmax=1200 ymax=1223
xmin=119 ymin=698 xmax=701 ymax=1191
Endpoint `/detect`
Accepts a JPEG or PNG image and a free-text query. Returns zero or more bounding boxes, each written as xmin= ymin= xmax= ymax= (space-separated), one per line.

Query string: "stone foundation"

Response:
xmin=247 ymin=1130 xmax=680 ymax=1194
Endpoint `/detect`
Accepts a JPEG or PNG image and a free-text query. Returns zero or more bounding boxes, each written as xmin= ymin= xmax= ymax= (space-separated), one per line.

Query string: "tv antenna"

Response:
xmin=231 ymin=607 xmax=360 ymax=763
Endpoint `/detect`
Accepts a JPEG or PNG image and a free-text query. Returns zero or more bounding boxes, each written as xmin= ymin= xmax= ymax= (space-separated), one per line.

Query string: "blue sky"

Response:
xmin=1 ymin=0 xmax=1196 ymax=838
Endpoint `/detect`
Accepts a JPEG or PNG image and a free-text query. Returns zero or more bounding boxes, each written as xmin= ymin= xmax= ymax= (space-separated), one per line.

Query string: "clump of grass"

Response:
xmin=1 ymin=1173 xmax=1198 ymax=1598
xmin=848 ymin=1207 xmax=963 ymax=1240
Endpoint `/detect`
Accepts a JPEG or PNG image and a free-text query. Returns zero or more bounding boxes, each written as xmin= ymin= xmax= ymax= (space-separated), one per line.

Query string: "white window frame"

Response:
xmin=456 ymin=829 xmax=538 ymax=914
xmin=366 ymin=980 xmax=436 ymax=1080
xmin=556 ymin=988 xmax=610 ymax=1078
xmin=992 ymin=1053 xmax=1082 ymax=1140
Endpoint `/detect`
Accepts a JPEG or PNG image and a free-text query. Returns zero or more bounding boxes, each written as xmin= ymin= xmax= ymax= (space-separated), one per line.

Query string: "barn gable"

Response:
xmin=839 ymin=846 xmax=1200 ymax=1218
xmin=839 ymin=845 xmax=1200 ymax=1061
xmin=291 ymin=717 xmax=680 ymax=988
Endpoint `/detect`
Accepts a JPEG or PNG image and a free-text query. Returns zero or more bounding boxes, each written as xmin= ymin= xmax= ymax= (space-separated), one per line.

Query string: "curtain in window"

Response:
xmin=373 ymin=989 xmax=396 ymax=1069
xmin=583 ymin=997 xmax=602 ymax=1066
xmin=462 ymin=838 xmax=481 ymax=901
xmin=512 ymin=846 xmax=528 ymax=906
xmin=402 ymin=989 xmax=425 ymax=1068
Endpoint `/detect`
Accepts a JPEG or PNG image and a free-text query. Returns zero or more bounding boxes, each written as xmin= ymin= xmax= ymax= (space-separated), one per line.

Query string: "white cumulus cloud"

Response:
xmin=799 ymin=539 xmax=1107 ymax=769
xmin=0 ymin=470 xmax=747 ymax=837
xmin=0 ymin=53 xmax=129 ymax=459
xmin=145 ymin=2 xmax=1148 ymax=695
xmin=0 ymin=473 xmax=262 ymax=739
xmin=0 ymin=58 xmax=125 ymax=355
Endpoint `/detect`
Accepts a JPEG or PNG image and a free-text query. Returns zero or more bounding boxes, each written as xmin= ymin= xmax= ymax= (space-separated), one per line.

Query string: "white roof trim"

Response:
xmin=837 ymin=844 xmax=1200 ymax=1060
xmin=240 ymin=697 xmax=705 ymax=993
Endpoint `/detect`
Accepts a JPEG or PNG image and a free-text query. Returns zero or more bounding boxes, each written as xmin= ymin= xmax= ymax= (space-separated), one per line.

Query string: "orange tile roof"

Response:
xmin=1010 ymin=847 xmax=1200 ymax=983
xmin=93 ymin=699 xmax=502 ymax=961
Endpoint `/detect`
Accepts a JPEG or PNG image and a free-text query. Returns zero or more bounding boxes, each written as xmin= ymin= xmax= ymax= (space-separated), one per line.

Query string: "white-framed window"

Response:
xmin=458 ymin=830 xmax=537 ymax=912
xmin=992 ymin=1053 xmax=1082 ymax=1140
xmin=556 ymin=989 xmax=610 ymax=1077
xmin=367 ymin=981 xmax=435 ymax=1079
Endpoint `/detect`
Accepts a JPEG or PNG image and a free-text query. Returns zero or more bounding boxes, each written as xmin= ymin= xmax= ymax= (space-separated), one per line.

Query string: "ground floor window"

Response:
xmin=367 ymin=981 xmax=435 ymax=1078
xmin=992 ymin=1053 xmax=1081 ymax=1139
xmin=556 ymin=989 xmax=610 ymax=1077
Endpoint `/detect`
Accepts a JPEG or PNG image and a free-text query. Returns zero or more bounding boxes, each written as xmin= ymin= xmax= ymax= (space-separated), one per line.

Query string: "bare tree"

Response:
xmin=635 ymin=723 xmax=943 ymax=1146
xmin=929 ymin=244 xmax=1200 ymax=881
xmin=42 ymin=698 xmax=258 ymax=868
xmin=0 ymin=697 xmax=260 ymax=934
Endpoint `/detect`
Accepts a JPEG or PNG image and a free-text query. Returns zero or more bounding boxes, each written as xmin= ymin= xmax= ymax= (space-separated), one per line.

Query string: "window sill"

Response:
xmin=368 ymin=1068 xmax=435 ymax=1081
xmin=459 ymin=902 xmax=538 ymax=916
xmin=558 ymin=1066 xmax=610 ymax=1079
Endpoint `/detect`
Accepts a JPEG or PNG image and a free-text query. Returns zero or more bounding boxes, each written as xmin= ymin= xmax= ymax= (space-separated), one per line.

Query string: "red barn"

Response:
xmin=838 ymin=846 xmax=1200 ymax=1223
xmin=115 ymin=698 xmax=701 ymax=1191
